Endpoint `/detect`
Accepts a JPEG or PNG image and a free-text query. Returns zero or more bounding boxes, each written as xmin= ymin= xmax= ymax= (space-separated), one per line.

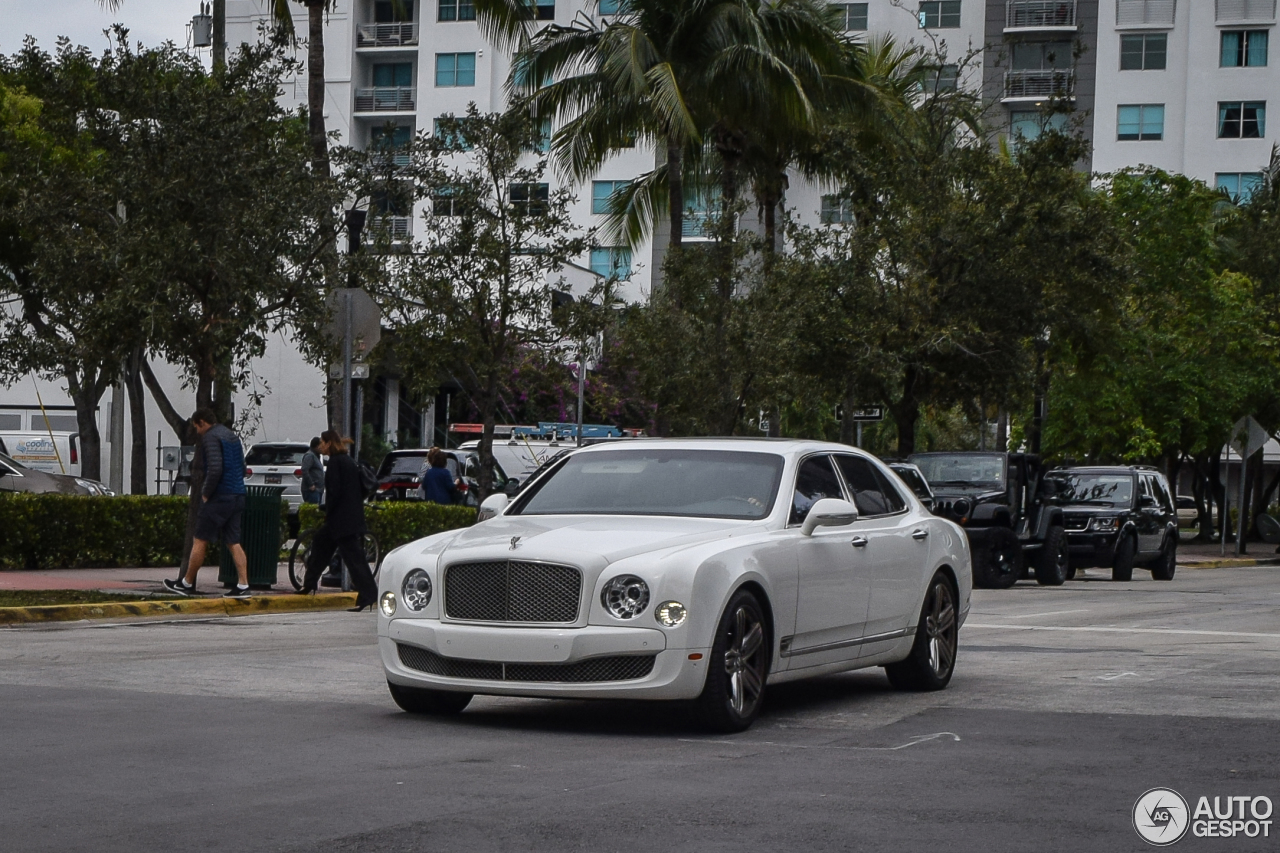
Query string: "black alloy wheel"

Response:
xmin=886 ymin=571 xmax=959 ymax=691
xmin=977 ymin=527 xmax=1023 ymax=589
xmin=696 ymin=589 xmax=770 ymax=732
xmin=1150 ymin=534 xmax=1176 ymax=581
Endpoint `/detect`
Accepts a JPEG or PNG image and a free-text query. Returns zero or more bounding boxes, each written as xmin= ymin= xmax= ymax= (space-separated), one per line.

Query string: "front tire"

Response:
xmin=885 ymin=570 xmax=958 ymax=691
xmin=1035 ymin=525 xmax=1069 ymax=586
xmin=974 ymin=527 xmax=1023 ymax=589
xmin=695 ymin=589 xmax=770 ymax=733
xmin=1150 ymin=535 xmax=1176 ymax=581
xmin=387 ymin=682 xmax=472 ymax=715
xmin=1112 ymin=534 xmax=1136 ymax=582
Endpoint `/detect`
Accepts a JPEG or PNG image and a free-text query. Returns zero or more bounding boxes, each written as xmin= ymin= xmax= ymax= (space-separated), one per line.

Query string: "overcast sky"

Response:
xmin=2 ymin=1 xmax=196 ymax=56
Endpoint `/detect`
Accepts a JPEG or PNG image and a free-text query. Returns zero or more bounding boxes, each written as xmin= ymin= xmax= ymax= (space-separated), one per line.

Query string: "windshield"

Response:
xmin=245 ymin=446 xmax=307 ymax=466
xmin=911 ymin=454 xmax=1006 ymax=489
xmin=384 ymin=455 xmax=427 ymax=477
xmin=1052 ymin=472 xmax=1133 ymax=506
xmin=513 ymin=449 xmax=785 ymax=520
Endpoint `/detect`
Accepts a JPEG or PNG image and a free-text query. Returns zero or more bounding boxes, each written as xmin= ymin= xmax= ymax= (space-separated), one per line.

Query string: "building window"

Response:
xmin=376 ymin=0 xmax=414 ymax=21
xmin=820 ymin=195 xmax=853 ymax=224
xmin=598 ymin=0 xmax=626 ymax=12
xmin=918 ymin=1 xmax=960 ymax=28
xmin=1216 ymin=172 xmax=1264 ymax=201
xmin=1117 ymin=104 xmax=1164 ymax=140
xmin=373 ymin=62 xmax=413 ymax=87
xmin=591 ymin=180 xmax=630 ymax=215
xmin=534 ymin=0 xmax=555 ymax=20
xmin=1218 ymin=101 xmax=1266 ymax=138
xmin=835 ymin=3 xmax=869 ymax=30
xmin=1221 ymin=31 xmax=1269 ymax=67
xmin=510 ymin=182 xmax=550 ymax=216
xmin=432 ymin=186 xmax=461 ymax=216
xmin=438 ymin=0 xmax=475 ymax=21
xmin=1010 ymin=110 xmax=1068 ymax=142
xmin=1120 ymin=33 xmax=1167 ymax=70
xmin=589 ymin=247 xmax=632 ymax=279
xmin=435 ymin=53 xmax=476 ymax=87
xmin=371 ymin=125 xmax=412 ymax=166
xmin=432 ymin=117 xmax=475 ymax=149
xmin=530 ymin=116 xmax=552 ymax=153
xmin=923 ymin=63 xmax=959 ymax=92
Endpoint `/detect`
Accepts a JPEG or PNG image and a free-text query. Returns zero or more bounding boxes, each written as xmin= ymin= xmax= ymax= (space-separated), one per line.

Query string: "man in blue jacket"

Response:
xmin=164 ymin=409 xmax=251 ymax=598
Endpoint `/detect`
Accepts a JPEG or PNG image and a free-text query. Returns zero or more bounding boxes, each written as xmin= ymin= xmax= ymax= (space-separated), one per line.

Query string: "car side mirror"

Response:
xmin=477 ymin=492 xmax=508 ymax=522
xmin=503 ymin=479 xmax=521 ymax=497
xmin=802 ymin=498 xmax=858 ymax=536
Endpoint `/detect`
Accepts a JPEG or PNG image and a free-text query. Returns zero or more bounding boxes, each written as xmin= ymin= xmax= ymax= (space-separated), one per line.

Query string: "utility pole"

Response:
xmin=213 ymin=0 xmax=226 ymax=70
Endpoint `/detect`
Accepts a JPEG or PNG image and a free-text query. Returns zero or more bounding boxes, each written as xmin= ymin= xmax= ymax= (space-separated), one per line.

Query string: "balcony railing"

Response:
xmin=1215 ymin=0 xmax=1277 ymax=22
xmin=1003 ymin=69 xmax=1074 ymax=100
xmin=356 ymin=22 xmax=419 ymax=47
xmin=365 ymin=215 xmax=412 ymax=243
xmin=354 ymin=87 xmax=416 ymax=112
xmin=1006 ymin=1 xmax=1077 ymax=28
xmin=1116 ymin=0 xmax=1176 ymax=26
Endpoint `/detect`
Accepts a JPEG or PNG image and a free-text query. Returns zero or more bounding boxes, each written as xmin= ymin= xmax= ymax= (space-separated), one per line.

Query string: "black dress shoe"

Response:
xmin=347 ymin=601 xmax=375 ymax=613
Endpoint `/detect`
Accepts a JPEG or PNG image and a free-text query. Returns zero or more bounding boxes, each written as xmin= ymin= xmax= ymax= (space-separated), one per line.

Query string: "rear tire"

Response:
xmin=974 ymin=527 xmax=1023 ymax=589
xmin=387 ymin=682 xmax=472 ymax=715
xmin=885 ymin=571 xmax=958 ymax=692
xmin=695 ymin=589 xmax=770 ymax=733
xmin=1035 ymin=525 xmax=1068 ymax=586
xmin=1112 ymin=534 xmax=1136 ymax=582
xmin=1150 ymin=535 xmax=1176 ymax=581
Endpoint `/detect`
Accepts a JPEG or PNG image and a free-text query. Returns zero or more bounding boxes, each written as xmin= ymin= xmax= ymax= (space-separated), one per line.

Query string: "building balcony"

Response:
xmin=1005 ymin=1 xmax=1077 ymax=31
xmin=356 ymin=22 xmax=419 ymax=48
xmin=1115 ymin=0 xmax=1176 ymax=26
xmin=1002 ymin=69 xmax=1074 ymax=101
xmin=1215 ymin=0 xmax=1277 ymax=23
xmin=354 ymin=87 xmax=416 ymax=113
xmin=365 ymin=215 xmax=413 ymax=244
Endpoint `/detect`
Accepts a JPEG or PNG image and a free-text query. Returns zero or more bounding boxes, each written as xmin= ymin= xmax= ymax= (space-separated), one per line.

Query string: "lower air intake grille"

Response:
xmin=396 ymin=644 xmax=656 ymax=683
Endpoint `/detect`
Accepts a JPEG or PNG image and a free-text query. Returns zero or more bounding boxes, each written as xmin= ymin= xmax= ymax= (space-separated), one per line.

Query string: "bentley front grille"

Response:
xmin=396 ymin=644 xmax=656 ymax=683
xmin=443 ymin=560 xmax=582 ymax=623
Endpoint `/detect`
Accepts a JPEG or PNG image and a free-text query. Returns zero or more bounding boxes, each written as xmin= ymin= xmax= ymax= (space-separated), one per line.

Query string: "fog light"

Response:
xmin=402 ymin=569 xmax=432 ymax=611
xmin=655 ymin=600 xmax=687 ymax=627
xmin=379 ymin=591 xmax=397 ymax=617
xmin=602 ymin=575 xmax=649 ymax=619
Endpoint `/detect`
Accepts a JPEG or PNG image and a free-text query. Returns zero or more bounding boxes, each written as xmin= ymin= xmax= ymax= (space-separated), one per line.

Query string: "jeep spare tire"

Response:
xmin=974 ymin=527 xmax=1023 ymax=589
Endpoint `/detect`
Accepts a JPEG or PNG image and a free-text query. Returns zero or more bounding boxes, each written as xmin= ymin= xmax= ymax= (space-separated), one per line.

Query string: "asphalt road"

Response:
xmin=2 ymin=566 xmax=1279 ymax=853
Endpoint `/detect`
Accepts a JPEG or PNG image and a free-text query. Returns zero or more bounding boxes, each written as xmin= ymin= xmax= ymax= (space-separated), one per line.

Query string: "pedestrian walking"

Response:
xmin=299 ymin=429 xmax=379 ymax=612
xmin=164 ymin=409 xmax=251 ymax=599
xmin=301 ymin=436 xmax=325 ymax=505
xmin=419 ymin=447 xmax=461 ymax=504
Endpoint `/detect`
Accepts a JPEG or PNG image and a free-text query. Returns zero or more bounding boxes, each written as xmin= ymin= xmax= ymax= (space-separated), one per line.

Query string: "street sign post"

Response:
xmin=1229 ymin=415 xmax=1270 ymax=557
xmin=324 ymin=288 xmax=381 ymax=438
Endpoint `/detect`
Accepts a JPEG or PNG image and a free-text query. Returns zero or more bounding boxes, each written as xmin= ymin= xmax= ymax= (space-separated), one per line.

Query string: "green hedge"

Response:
xmin=0 ymin=494 xmax=192 ymax=570
xmin=298 ymin=501 xmax=476 ymax=553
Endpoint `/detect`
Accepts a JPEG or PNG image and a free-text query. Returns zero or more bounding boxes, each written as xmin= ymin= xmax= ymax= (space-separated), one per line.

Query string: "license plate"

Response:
xmin=265 ymin=475 xmax=281 ymax=484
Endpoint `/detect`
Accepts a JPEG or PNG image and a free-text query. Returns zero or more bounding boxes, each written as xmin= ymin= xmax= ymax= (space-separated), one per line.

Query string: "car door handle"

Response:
xmin=912 ymin=529 xmax=929 ymax=541
xmin=851 ymin=536 xmax=869 ymax=548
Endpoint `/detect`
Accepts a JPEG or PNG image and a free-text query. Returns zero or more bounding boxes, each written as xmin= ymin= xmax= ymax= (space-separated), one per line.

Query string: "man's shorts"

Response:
xmin=194 ymin=494 xmax=246 ymax=546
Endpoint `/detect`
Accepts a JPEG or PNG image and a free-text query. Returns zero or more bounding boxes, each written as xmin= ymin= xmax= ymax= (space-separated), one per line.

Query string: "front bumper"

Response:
xmin=1066 ymin=531 xmax=1118 ymax=567
xmin=380 ymin=619 xmax=710 ymax=701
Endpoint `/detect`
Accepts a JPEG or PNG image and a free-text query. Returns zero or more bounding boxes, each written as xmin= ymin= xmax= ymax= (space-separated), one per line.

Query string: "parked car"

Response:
xmin=1046 ymin=466 xmax=1178 ymax=581
xmin=0 ymin=451 xmax=112 ymax=495
xmin=374 ymin=448 xmax=517 ymax=505
xmin=0 ymin=431 xmax=81 ymax=477
xmin=377 ymin=439 xmax=971 ymax=732
xmin=884 ymin=460 xmax=935 ymax=512
xmin=243 ymin=442 xmax=310 ymax=510
xmin=909 ymin=451 xmax=1067 ymax=589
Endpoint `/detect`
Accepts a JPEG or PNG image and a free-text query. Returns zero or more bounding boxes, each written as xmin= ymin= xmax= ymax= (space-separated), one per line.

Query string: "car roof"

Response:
xmin=569 ymin=437 xmax=860 ymax=456
xmin=249 ymin=441 xmax=308 ymax=448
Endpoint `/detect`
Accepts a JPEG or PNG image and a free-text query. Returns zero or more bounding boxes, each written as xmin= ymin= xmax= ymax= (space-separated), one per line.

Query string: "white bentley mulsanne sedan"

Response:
xmin=376 ymin=439 xmax=971 ymax=731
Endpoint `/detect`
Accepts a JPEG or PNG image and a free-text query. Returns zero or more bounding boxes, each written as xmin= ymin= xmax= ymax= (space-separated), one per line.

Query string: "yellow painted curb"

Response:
xmin=0 ymin=592 xmax=360 ymax=625
xmin=1182 ymin=559 xmax=1280 ymax=570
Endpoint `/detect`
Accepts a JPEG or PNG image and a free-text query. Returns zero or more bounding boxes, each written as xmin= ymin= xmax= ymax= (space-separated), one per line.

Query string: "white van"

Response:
xmin=0 ymin=431 xmax=81 ymax=477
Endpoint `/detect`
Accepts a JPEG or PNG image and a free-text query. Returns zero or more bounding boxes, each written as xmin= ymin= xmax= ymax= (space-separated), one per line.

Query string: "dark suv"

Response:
xmin=1047 ymin=466 xmax=1178 ymax=581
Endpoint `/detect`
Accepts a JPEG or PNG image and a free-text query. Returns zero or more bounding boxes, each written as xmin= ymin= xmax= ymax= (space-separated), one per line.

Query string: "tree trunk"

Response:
xmin=67 ymin=374 xmax=103 ymax=482
xmin=666 ymin=137 xmax=683 ymax=250
xmin=891 ymin=367 xmax=920 ymax=456
xmin=1209 ymin=449 xmax=1227 ymax=541
xmin=125 ymin=350 xmax=148 ymax=495
xmin=476 ymin=375 xmax=497 ymax=501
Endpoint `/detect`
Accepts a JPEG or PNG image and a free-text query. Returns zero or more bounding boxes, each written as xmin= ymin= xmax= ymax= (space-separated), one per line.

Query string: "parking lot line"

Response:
xmin=1006 ymin=609 xmax=1092 ymax=619
xmin=965 ymin=623 xmax=1280 ymax=640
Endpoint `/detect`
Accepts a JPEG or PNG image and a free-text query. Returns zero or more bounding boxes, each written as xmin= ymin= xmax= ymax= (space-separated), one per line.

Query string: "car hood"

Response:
xmin=436 ymin=514 xmax=754 ymax=568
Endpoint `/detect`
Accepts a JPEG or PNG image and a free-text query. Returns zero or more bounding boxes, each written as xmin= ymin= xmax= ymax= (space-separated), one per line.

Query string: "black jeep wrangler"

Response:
xmin=908 ymin=451 xmax=1068 ymax=589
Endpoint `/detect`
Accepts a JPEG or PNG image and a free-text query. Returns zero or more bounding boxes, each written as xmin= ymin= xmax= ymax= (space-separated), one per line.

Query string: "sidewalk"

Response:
xmin=1177 ymin=537 xmax=1280 ymax=568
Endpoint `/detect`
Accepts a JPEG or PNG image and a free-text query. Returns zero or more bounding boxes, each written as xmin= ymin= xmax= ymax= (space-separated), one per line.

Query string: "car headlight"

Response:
xmin=601 ymin=575 xmax=649 ymax=619
xmin=655 ymin=601 xmax=687 ymax=628
xmin=1090 ymin=516 xmax=1120 ymax=531
xmin=379 ymin=591 xmax=397 ymax=616
xmin=401 ymin=569 xmax=432 ymax=611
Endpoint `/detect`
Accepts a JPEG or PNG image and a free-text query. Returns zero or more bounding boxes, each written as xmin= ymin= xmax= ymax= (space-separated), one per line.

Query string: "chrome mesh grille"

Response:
xmin=396 ymin=643 xmax=655 ymax=683
xmin=443 ymin=560 xmax=582 ymax=623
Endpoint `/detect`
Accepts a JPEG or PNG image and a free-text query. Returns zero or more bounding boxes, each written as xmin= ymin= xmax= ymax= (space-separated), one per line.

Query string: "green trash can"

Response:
xmin=218 ymin=485 xmax=287 ymax=588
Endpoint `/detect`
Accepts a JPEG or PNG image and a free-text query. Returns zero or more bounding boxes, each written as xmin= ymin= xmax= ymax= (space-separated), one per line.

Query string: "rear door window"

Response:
xmin=833 ymin=454 xmax=895 ymax=517
xmin=790 ymin=455 xmax=845 ymax=525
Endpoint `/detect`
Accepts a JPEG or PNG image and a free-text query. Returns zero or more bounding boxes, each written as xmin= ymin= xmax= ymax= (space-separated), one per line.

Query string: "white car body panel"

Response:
xmin=378 ymin=439 xmax=971 ymax=703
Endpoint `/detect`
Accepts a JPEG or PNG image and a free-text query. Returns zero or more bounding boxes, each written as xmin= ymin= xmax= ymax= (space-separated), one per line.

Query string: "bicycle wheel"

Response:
xmin=288 ymin=529 xmax=315 ymax=592
xmin=363 ymin=533 xmax=381 ymax=582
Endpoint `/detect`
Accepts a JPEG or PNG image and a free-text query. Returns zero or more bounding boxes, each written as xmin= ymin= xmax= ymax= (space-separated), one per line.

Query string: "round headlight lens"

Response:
xmin=379 ymin=591 xmax=397 ymax=617
xmin=655 ymin=600 xmax=687 ymax=628
xmin=401 ymin=569 xmax=432 ymax=611
xmin=601 ymin=575 xmax=650 ymax=619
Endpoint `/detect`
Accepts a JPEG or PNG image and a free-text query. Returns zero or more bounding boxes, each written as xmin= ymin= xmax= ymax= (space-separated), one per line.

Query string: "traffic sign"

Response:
xmin=850 ymin=407 xmax=883 ymax=422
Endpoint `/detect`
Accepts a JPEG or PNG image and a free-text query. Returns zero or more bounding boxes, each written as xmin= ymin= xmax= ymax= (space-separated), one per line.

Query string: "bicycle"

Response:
xmin=288 ymin=528 xmax=380 ymax=592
